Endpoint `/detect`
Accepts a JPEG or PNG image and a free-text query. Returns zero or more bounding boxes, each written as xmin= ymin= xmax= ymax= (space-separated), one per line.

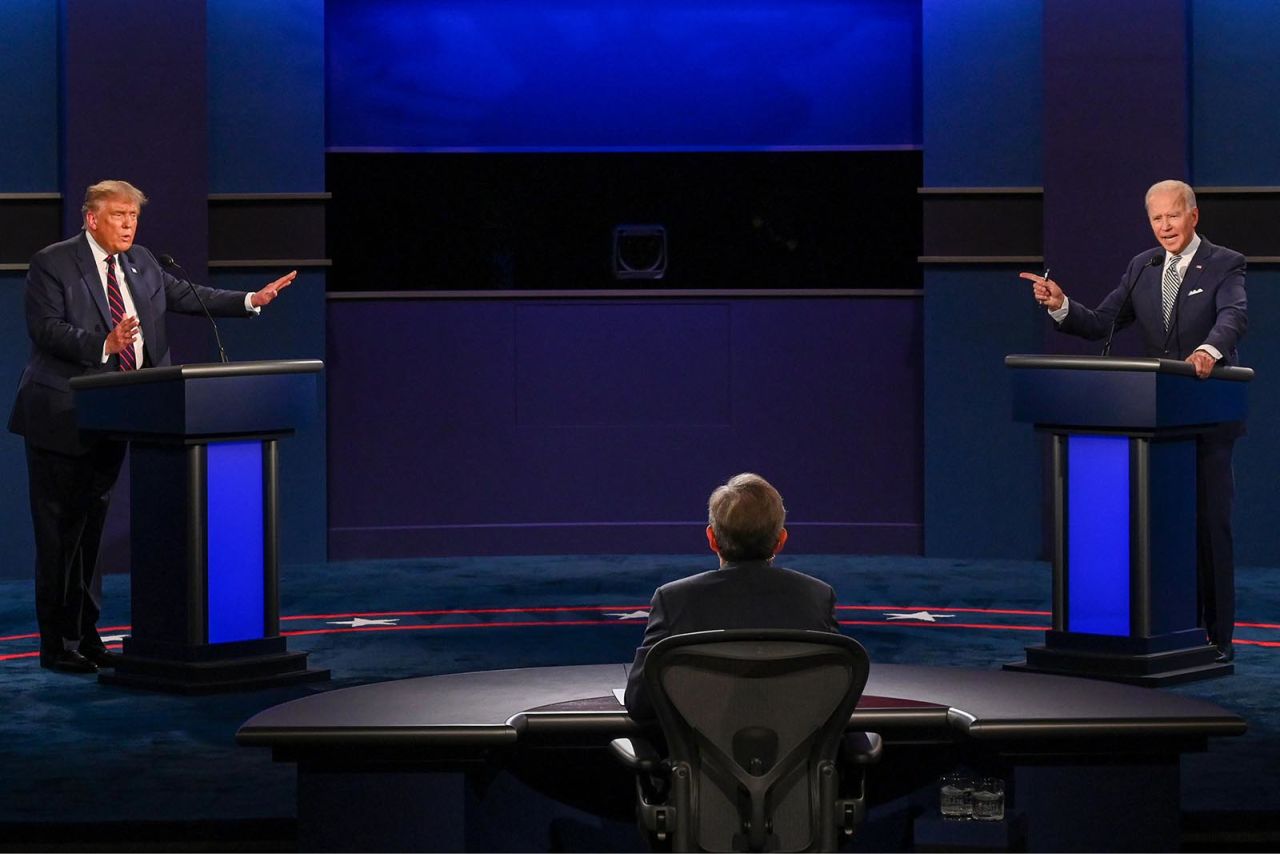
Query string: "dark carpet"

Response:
xmin=0 ymin=555 xmax=1277 ymax=850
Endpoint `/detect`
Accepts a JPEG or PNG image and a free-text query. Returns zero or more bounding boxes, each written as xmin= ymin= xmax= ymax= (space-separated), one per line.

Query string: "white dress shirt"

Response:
xmin=85 ymin=231 xmax=145 ymax=367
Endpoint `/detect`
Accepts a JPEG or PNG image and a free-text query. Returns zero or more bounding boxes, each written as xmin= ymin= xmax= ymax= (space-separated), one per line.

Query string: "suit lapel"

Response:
xmin=120 ymin=250 xmax=159 ymax=361
xmin=120 ymin=250 xmax=155 ymax=308
xmin=75 ymin=232 xmax=113 ymax=329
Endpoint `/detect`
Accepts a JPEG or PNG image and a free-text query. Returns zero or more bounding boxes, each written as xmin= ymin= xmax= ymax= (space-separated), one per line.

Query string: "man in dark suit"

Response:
xmin=1020 ymin=179 xmax=1247 ymax=662
xmin=624 ymin=473 xmax=840 ymax=720
xmin=9 ymin=179 xmax=296 ymax=674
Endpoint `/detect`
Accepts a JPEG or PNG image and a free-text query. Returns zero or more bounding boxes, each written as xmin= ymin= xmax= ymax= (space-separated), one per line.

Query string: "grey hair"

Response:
xmin=707 ymin=472 xmax=786 ymax=562
xmin=1145 ymin=179 xmax=1196 ymax=212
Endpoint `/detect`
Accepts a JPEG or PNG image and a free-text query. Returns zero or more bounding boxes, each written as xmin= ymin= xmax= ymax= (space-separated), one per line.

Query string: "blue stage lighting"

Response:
xmin=327 ymin=1 xmax=921 ymax=151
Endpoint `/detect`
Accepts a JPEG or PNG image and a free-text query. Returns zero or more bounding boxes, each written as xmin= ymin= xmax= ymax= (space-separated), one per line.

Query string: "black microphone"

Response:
xmin=158 ymin=253 xmax=229 ymax=364
xmin=1101 ymin=252 xmax=1163 ymax=357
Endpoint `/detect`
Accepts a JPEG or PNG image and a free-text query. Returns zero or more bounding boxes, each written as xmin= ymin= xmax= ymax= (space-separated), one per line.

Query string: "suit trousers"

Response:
xmin=1196 ymin=430 xmax=1236 ymax=648
xmin=27 ymin=440 xmax=127 ymax=658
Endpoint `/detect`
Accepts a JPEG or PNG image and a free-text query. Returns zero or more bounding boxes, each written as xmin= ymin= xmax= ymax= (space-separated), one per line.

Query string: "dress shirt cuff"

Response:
xmin=244 ymin=293 xmax=260 ymax=315
xmin=1048 ymin=296 xmax=1070 ymax=322
xmin=101 ymin=342 xmax=110 ymax=364
xmin=1197 ymin=344 xmax=1223 ymax=362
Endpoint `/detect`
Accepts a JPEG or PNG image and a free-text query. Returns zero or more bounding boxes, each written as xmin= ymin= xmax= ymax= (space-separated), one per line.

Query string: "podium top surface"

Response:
xmin=70 ymin=359 xmax=323 ymax=390
xmin=1005 ymin=354 xmax=1253 ymax=382
xmin=1006 ymin=354 xmax=1250 ymax=429
xmin=69 ymin=359 xmax=322 ymax=437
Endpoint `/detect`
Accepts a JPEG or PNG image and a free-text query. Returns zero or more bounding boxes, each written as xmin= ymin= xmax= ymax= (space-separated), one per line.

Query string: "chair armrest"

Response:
xmin=610 ymin=737 xmax=666 ymax=773
xmin=842 ymin=731 xmax=883 ymax=765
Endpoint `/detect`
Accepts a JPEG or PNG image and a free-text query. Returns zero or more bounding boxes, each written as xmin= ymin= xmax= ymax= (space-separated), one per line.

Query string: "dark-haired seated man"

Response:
xmin=624 ymin=473 xmax=840 ymax=720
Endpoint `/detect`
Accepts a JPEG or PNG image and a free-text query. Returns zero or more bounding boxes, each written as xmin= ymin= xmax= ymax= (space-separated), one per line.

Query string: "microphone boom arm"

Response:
xmin=158 ymin=254 xmax=230 ymax=364
xmin=1102 ymin=253 xmax=1163 ymax=357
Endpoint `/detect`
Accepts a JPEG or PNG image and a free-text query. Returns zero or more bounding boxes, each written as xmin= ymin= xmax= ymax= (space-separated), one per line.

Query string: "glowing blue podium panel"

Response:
xmin=1065 ymin=436 xmax=1129 ymax=636
xmin=207 ymin=441 xmax=265 ymax=644
xmin=1004 ymin=355 xmax=1251 ymax=686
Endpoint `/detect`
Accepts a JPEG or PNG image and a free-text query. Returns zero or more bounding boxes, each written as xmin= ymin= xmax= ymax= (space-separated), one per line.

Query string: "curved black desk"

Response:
xmin=238 ymin=663 xmax=1244 ymax=851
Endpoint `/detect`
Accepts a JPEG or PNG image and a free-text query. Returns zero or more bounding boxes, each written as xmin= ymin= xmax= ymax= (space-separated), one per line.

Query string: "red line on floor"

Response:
xmin=839 ymin=620 xmax=1049 ymax=631
xmin=282 ymin=619 xmax=626 ymax=636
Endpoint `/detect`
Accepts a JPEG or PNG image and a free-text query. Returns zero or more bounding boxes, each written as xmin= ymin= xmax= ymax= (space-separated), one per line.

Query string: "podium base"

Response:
xmin=98 ymin=636 xmax=330 ymax=694
xmin=1004 ymin=643 xmax=1232 ymax=686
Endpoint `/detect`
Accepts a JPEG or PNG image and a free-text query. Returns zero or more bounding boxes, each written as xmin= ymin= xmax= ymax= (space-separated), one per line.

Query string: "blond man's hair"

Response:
xmin=82 ymin=180 xmax=148 ymax=215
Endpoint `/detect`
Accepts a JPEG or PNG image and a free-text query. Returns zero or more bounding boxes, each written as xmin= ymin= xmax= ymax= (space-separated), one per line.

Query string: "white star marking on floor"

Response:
xmin=606 ymin=611 xmax=651 ymax=620
xmin=884 ymin=611 xmax=956 ymax=623
xmin=326 ymin=617 xmax=402 ymax=628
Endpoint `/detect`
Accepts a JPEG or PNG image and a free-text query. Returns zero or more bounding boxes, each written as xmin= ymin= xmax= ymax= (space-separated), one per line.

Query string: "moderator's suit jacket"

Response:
xmin=8 ymin=232 xmax=254 ymax=455
xmin=1057 ymin=237 xmax=1247 ymax=364
xmin=624 ymin=560 xmax=840 ymax=720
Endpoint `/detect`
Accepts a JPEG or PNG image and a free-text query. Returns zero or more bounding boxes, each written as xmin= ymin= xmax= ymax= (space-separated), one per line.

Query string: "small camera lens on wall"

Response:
xmin=613 ymin=225 xmax=667 ymax=280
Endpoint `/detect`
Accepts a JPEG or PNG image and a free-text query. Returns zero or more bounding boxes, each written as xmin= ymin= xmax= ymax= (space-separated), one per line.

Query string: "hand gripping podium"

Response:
xmin=1003 ymin=354 xmax=1252 ymax=685
xmin=70 ymin=360 xmax=330 ymax=693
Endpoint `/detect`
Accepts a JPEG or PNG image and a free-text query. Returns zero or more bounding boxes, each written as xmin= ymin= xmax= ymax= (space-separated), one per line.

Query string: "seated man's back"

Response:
xmin=624 ymin=473 xmax=840 ymax=719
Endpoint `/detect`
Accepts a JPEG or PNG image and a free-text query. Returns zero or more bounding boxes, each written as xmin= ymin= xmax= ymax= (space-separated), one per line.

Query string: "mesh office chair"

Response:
xmin=612 ymin=630 xmax=881 ymax=852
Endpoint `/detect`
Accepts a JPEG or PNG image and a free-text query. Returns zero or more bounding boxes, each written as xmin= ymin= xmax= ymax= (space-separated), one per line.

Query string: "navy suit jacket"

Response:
xmin=1057 ymin=237 xmax=1247 ymax=364
xmin=623 ymin=560 xmax=840 ymax=720
xmin=8 ymin=232 xmax=255 ymax=455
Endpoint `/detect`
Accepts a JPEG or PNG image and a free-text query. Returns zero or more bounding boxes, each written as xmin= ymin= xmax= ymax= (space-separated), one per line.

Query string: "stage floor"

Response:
xmin=1 ymin=554 xmax=1278 ymax=848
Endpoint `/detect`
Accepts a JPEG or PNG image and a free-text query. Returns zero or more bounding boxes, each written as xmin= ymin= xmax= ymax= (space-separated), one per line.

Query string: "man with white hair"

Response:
xmin=1019 ymin=179 xmax=1247 ymax=662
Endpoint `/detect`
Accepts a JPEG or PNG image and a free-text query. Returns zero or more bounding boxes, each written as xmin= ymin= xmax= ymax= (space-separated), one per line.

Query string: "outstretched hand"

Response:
xmin=251 ymin=271 xmax=297 ymax=308
xmin=1019 ymin=272 xmax=1064 ymax=311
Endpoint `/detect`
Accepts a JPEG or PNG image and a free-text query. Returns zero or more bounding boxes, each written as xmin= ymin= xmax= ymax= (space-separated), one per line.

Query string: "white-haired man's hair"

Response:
xmin=1145 ymin=179 xmax=1196 ymax=212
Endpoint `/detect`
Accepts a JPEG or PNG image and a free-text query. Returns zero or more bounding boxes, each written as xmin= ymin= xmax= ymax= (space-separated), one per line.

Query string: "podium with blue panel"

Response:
xmin=70 ymin=360 xmax=329 ymax=693
xmin=1003 ymin=354 xmax=1252 ymax=686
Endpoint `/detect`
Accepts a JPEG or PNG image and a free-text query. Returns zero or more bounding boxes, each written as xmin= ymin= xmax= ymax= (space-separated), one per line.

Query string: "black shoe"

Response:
xmin=79 ymin=645 xmax=119 ymax=668
xmin=1215 ymin=643 xmax=1235 ymax=663
xmin=42 ymin=650 xmax=98 ymax=674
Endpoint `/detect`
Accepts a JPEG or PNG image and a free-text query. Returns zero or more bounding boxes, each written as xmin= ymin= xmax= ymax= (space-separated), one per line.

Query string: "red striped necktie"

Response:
xmin=105 ymin=254 xmax=136 ymax=371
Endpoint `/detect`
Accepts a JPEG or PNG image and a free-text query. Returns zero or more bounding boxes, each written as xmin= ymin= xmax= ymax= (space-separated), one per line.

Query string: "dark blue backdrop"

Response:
xmin=0 ymin=0 xmax=57 ymax=190
xmin=2 ymin=1 xmax=1279 ymax=580
xmin=1192 ymin=0 xmax=1280 ymax=186
xmin=326 ymin=0 xmax=921 ymax=151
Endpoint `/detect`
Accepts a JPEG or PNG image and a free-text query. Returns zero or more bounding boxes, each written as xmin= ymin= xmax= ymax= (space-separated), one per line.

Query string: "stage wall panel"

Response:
xmin=326 ymin=296 xmax=923 ymax=558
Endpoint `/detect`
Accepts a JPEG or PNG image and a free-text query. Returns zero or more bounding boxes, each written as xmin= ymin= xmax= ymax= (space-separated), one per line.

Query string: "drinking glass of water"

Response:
xmin=939 ymin=774 xmax=974 ymax=820
xmin=971 ymin=777 xmax=1005 ymax=821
